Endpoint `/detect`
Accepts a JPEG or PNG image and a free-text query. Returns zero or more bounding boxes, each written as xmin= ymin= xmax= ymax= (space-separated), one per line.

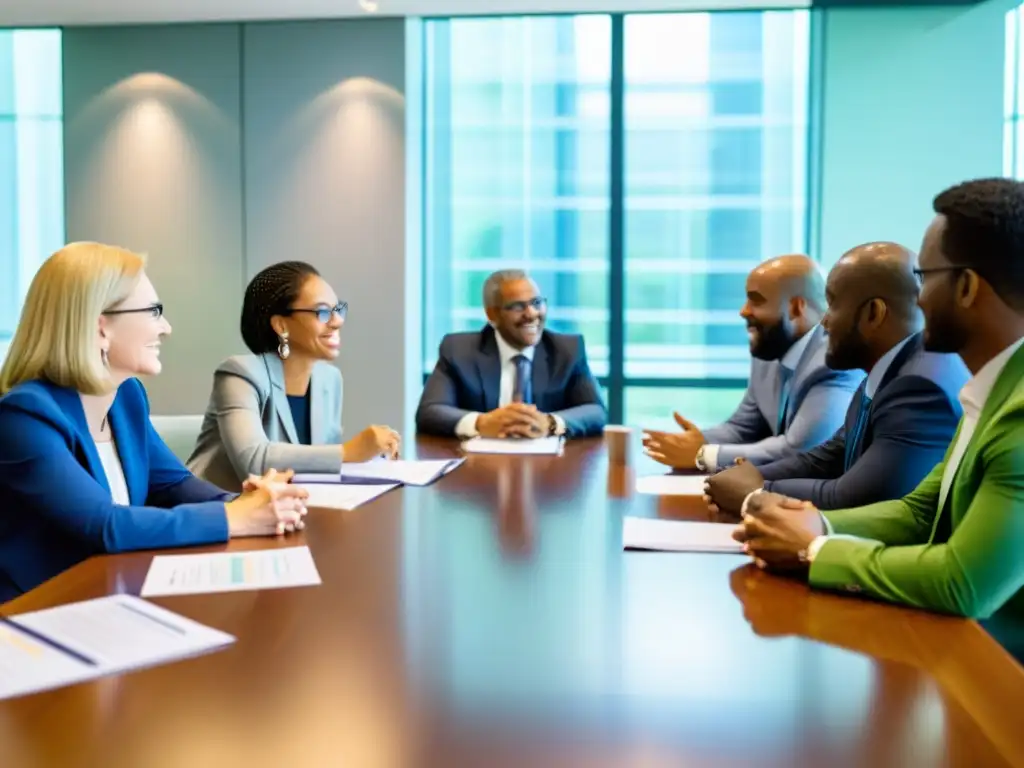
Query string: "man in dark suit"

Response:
xmin=415 ymin=270 xmax=606 ymax=438
xmin=704 ymin=242 xmax=969 ymax=516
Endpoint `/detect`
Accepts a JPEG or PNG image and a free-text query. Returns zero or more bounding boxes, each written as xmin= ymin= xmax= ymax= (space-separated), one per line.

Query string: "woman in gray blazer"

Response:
xmin=188 ymin=261 xmax=400 ymax=491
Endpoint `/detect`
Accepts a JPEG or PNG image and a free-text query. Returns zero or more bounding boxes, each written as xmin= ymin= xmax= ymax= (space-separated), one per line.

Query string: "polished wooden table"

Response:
xmin=3 ymin=437 xmax=1024 ymax=767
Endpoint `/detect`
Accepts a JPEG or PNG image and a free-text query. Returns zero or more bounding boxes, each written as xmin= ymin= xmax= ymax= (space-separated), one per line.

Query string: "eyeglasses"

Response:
xmin=285 ymin=302 xmax=348 ymax=324
xmin=913 ymin=266 xmax=969 ymax=281
xmin=502 ymin=297 xmax=547 ymax=313
xmin=102 ymin=303 xmax=164 ymax=319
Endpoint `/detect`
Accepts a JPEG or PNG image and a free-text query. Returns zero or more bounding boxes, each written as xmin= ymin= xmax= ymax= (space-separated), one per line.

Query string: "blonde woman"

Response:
xmin=0 ymin=242 xmax=309 ymax=603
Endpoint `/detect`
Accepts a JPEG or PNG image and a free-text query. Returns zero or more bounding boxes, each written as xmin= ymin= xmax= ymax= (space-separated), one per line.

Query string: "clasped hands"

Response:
xmin=731 ymin=490 xmax=826 ymax=574
xmin=478 ymin=402 xmax=551 ymax=439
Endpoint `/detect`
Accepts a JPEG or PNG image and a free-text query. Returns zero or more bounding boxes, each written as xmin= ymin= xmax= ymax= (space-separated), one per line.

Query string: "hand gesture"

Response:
xmin=642 ymin=412 xmax=706 ymax=469
xmin=477 ymin=403 xmax=548 ymax=438
xmin=226 ymin=468 xmax=309 ymax=537
xmin=344 ymin=425 xmax=401 ymax=462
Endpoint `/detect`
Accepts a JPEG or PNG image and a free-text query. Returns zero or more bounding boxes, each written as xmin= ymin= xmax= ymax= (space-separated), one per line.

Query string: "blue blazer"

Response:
xmin=0 ymin=378 xmax=231 ymax=604
xmin=415 ymin=326 xmax=607 ymax=437
xmin=758 ymin=333 xmax=969 ymax=509
xmin=702 ymin=326 xmax=865 ymax=466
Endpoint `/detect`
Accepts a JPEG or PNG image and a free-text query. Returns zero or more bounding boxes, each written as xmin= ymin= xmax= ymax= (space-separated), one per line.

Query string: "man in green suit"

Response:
xmin=735 ymin=178 xmax=1024 ymax=657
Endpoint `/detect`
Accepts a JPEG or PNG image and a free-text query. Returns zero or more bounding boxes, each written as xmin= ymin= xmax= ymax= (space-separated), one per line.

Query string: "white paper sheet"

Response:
xmin=293 ymin=458 xmax=464 ymax=487
xmin=622 ymin=516 xmax=743 ymax=554
xmin=140 ymin=546 xmax=322 ymax=597
xmin=636 ymin=474 xmax=709 ymax=496
xmin=462 ymin=436 xmax=563 ymax=455
xmin=301 ymin=482 xmax=398 ymax=510
xmin=0 ymin=594 xmax=234 ymax=700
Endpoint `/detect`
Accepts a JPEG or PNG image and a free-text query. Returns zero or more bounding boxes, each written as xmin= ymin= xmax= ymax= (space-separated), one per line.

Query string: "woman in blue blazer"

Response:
xmin=187 ymin=261 xmax=400 ymax=491
xmin=0 ymin=242 xmax=309 ymax=604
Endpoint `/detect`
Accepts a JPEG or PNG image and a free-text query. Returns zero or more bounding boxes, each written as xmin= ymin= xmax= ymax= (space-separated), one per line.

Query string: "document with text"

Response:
xmin=294 ymin=457 xmax=464 ymax=487
xmin=462 ymin=436 xmax=563 ymax=455
xmin=0 ymin=594 xmax=234 ymax=701
xmin=636 ymin=474 xmax=708 ymax=496
xmin=623 ymin=516 xmax=744 ymax=554
xmin=141 ymin=546 xmax=322 ymax=597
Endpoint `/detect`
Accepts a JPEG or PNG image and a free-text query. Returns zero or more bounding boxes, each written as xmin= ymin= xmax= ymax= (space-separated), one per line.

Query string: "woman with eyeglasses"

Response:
xmin=0 ymin=242 xmax=309 ymax=604
xmin=188 ymin=261 xmax=399 ymax=491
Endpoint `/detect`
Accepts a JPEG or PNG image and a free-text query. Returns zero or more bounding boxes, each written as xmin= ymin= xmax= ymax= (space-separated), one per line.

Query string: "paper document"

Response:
xmin=0 ymin=594 xmax=234 ymax=700
xmin=463 ymin=436 xmax=563 ymax=455
xmin=294 ymin=457 xmax=464 ymax=487
xmin=636 ymin=474 xmax=708 ymax=496
xmin=622 ymin=516 xmax=743 ymax=554
xmin=141 ymin=546 xmax=322 ymax=597
xmin=302 ymin=482 xmax=398 ymax=510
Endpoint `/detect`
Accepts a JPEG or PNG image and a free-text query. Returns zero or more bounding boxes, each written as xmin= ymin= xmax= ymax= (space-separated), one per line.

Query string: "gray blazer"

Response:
xmin=702 ymin=325 xmax=864 ymax=467
xmin=186 ymin=353 xmax=344 ymax=491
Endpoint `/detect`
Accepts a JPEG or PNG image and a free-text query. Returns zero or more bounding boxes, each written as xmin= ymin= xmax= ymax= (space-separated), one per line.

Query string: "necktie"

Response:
xmin=512 ymin=354 xmax=533 ymax=405
xmin=843 ymin=391 xmax=872 ymax=471
xmin=776 ymin=369 xmax=792 ymax=434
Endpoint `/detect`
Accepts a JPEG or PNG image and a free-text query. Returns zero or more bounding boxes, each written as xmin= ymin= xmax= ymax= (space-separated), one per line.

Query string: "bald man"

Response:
xmin=705 ymin=242 xmax=969 ymax=516
xmin=644 ymin=254 xmax=864 ymax=471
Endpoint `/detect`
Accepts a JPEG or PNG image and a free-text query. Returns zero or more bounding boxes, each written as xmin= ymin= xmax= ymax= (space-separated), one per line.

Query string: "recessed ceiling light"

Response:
xmin=359 ymin=0 xmax=379 ymax=11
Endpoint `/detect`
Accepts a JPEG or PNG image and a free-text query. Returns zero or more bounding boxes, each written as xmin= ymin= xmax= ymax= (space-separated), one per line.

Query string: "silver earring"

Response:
xmin=277 ymin=332 xmax=290 ymax=360
xmin=101 ymin=349 xmax=110 ymax=368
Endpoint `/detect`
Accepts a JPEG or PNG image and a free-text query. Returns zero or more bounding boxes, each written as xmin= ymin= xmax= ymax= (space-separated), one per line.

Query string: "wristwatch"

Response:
xmin=694 ymin=445 xmax=707 ymax=471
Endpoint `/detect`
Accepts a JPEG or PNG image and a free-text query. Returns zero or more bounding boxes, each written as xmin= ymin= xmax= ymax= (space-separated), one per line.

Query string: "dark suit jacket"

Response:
xmin=416 ymin=326 xmax=607 ymax=437
xmin=757 ymin=333 xmax=969 ymax=510
xmin=0 ymin=378 xmax=231 ymax=604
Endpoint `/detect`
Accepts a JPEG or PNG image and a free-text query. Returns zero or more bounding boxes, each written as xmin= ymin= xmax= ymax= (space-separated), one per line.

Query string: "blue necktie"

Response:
xmin=843 ymin=391 xmax=872 ymax=471
xmin=776 ymin=369 xmax=792 ymax=434
xmin=512 ymin=355 xmax=533 ymax=404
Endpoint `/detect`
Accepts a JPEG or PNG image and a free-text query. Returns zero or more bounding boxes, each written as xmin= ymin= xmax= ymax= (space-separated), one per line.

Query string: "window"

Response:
xmin=423 ymin=16 xmax=611 ymax=377
xmin=0 ymin=30 xmax=64 ymax=360
xmin=1005 ymin=5 xmax=1024 ymax=177
xmin=422 ymin=13 xmax=811 ymax=427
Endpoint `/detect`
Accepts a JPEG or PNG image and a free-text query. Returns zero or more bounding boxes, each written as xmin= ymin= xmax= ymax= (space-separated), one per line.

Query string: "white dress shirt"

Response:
xmin=803 ymin=336 xmax=1024 ymax=561
xmin=455 ymin=330 xmax=567 ymax=438
xmin=702 ymin=326 xmax=816 ymax=472
xmin=95 ymin=439 xmax=131 ymax=506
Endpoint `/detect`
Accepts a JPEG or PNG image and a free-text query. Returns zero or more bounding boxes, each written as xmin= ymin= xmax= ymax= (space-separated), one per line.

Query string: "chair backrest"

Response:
xmin=149 ymin=415 xmax=204 ymax=463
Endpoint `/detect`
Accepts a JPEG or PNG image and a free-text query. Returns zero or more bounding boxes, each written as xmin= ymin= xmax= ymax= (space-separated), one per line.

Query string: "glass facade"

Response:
xmin=422 ymin=12 xmax=811 ymax=427
xmin=0 ymin=29 xmax=64 ymax=355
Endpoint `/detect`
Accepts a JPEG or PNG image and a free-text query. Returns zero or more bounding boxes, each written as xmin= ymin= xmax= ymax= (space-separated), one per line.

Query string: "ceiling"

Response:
xmin=0 ymin=0 xmax=808 ymax=27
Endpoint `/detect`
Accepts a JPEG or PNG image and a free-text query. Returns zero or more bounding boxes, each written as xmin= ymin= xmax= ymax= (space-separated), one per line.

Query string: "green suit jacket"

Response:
xmin=811 ymin=343 xmax=1024 ymax=622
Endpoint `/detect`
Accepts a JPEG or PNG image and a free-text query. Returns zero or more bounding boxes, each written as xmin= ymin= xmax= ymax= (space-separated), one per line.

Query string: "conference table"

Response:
xmin=2 ymin=436 xmax=1024 ymax=767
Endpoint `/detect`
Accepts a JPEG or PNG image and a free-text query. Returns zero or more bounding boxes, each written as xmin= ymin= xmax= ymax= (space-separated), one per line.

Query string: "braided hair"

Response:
xmin=240 ymin=261 xmax=320 ymax=354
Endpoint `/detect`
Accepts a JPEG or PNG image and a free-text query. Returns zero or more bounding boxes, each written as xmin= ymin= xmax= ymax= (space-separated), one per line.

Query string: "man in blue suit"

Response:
xmin=415 ymin=269 xmax=606 ymax=439
xmin=704 ymin=242 xmax=969 ymax=516
xmin=644 ymin=254 xmax=864 ymax=470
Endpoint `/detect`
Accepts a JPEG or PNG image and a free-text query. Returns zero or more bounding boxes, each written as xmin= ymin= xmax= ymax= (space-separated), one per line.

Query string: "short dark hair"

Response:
xmin=240 ymin=261 xmax=320 ymax=354
xmin=933 ymin=177 xmax=1024 ymax=310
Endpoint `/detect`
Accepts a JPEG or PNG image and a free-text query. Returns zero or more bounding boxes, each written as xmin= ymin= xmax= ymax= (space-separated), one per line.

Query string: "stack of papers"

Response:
xmin=462 ymin=436 xmax=563 ymax=455
xmin=0 ymin=594 xmax=234 ymax=701
xmin=622 ymin=516 xmax=743 ymax=553
xmin=141 ymin=546 xmax=322 ymax=597
xmin=636 ymin=474 xmax=708 ymax=496
xmin=293 ymin=457 xmax=464 ymax=487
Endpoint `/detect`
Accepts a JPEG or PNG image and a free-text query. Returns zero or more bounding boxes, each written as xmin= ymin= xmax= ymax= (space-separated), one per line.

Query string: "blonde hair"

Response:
xmin=0 ymin=242 xmax=146 ymax=396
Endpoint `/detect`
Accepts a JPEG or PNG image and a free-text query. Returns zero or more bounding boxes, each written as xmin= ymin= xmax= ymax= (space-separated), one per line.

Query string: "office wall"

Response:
xmin=242 ymin=19 xmax=411 ymax=434
xmin=817 ymin=0 xmax=1011 ymax=264
xmin=62 ymin=24 xmax=245 ymax=413
xmin=62 ymin=20 xmax=417 ymax=434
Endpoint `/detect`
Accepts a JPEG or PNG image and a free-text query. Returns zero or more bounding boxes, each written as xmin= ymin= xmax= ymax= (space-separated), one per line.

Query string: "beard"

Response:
xmin=922 ymin=304 xmax=969 ymax=354
xmin=749 ymin=319 xmax=796 ymax=361
xmin=825 ymin=327 xmax=872 ymax=371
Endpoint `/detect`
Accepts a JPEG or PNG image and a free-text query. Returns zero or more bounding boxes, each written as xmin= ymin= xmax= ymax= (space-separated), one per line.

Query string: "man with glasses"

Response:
xmin=704 ymin=242 xmax=968 ymax=517
xmin=735 ymin=178 xmax=1024 ymax=661
xmin=416 ymin=269 xmax=606 ymax=439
